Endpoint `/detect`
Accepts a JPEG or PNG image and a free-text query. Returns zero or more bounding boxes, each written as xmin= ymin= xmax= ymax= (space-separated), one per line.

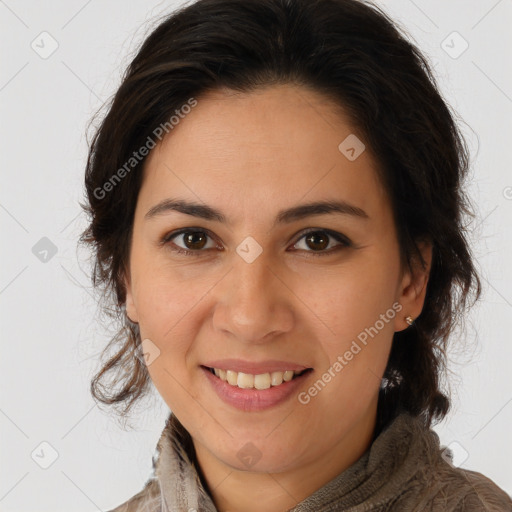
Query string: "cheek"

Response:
xmin=291 ymin=252 xmax=398 ymax=405
xmin=134 ymin=270 xmax=207 ymax=412
xmin=131 ymin=249 xmax=207 ymax=336
xmin=131 ymin=259 xmax=219 ymax=381
xmin=295 ymin=253 xmax=399 ymax=343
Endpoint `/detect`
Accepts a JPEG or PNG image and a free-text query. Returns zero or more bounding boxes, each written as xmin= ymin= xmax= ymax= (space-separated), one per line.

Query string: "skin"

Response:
xmin=124 ymin=83 xmax=432 ymax=512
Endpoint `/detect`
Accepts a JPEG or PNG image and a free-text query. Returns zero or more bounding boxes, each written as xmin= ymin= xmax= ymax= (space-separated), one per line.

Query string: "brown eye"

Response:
xmin=304 ymin=232 xmax=329 ymax=251
xmin=163 ymin=229 xmax=217 ymax=255
xmin=183 ymin=231 xmax=208 ymax=250
xmin=292 ymin=229 xmax=351 ymax=256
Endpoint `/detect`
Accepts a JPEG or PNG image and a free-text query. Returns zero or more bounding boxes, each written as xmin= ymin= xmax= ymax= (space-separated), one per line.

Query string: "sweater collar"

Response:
xmin=153 ymin=411 xmax=439 ymax=511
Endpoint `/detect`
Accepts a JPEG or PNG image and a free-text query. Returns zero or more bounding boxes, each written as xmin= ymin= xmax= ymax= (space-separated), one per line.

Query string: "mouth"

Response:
xmin=201 ymin=363 xmax=314 ymax=411
xmin=201 ymin=365 xmax=313 ymax=391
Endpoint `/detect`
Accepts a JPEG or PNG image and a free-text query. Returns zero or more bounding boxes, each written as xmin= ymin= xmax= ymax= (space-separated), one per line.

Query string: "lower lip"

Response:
xmin=201 ymin=366 xmax=312 ymax=412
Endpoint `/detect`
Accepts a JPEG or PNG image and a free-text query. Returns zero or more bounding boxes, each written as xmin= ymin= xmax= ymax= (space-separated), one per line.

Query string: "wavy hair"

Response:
xmin=80 ymin=0 xmax=482 ymax=430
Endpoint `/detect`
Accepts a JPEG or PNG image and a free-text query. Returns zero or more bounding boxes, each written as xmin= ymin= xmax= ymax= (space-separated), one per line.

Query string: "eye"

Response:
xmin=162 ymin=228 xmax=352 ymax=257
xmin=162 ymin=228 xmax=219 ymax=256
xmin=291 ymin=229 xmax=352 ymax=256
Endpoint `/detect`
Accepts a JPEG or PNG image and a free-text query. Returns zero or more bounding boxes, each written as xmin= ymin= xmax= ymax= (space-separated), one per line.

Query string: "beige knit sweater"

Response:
xmin=108 ymin=411 xmax=512 ymax=511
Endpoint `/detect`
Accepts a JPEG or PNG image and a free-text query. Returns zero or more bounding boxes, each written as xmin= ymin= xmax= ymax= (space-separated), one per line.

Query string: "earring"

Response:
xmin=405 ymin=316 xmax=414 ymax=326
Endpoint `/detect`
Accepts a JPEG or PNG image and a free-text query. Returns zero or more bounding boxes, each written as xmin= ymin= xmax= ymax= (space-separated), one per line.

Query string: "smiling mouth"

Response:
xmin=202 ymin=365 xmax=313 ymax=390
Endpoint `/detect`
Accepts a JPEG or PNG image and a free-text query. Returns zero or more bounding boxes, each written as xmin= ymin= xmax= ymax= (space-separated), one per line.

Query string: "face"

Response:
xmin=124 ymin=84 xmax=431 ymax=478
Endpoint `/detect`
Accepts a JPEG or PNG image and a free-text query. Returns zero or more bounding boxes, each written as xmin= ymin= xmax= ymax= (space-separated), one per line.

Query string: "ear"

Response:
xmin=123 ymin=270 xmax=139 ymax=324
xmin=394 ymin=239 xmax=432 ymax=332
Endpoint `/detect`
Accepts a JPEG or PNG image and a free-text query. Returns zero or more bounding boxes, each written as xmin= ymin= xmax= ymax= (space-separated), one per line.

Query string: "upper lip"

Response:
xmin=202 ymin=359 xmax=312 ymax=374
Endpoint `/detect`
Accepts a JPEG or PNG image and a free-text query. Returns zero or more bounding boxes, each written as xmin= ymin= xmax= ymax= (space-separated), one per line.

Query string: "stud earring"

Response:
xmin=405 ymin=316 xmax=414 ymax=326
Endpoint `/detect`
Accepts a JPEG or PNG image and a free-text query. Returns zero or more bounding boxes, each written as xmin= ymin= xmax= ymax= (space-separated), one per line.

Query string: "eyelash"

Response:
xmin=161 ymin=228 xmax=352 ymax=258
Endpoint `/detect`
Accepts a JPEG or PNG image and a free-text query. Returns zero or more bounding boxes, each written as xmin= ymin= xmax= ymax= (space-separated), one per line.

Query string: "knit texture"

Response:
xmin=108 ymin=412 xmax=512 ymax=511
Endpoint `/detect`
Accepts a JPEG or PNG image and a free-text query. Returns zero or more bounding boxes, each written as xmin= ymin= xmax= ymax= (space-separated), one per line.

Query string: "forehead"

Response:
xmin=139 ymin=84 xmax=389 ymax=226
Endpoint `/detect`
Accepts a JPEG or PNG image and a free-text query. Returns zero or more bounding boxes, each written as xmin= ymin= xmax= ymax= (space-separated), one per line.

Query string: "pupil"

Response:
xmin=185 ymin=232 xmax=206 ymax=249
xmin=306 ymin=232 xmax=328 ymax=251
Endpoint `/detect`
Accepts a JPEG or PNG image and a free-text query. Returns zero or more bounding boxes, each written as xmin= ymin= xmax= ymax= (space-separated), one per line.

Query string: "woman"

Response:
xmin=80 ymin=0 xmax=512 ymax=510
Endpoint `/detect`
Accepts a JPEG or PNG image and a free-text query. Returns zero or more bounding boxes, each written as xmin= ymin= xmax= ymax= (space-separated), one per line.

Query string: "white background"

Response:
xmin=1 ymin=0 xmax=511 ymax=510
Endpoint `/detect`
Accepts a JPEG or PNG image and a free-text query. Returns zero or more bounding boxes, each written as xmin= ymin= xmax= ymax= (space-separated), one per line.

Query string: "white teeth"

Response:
xmin=283 ymin=370 xmax=294 ymax=382
xmin=254 ymin=373 xmax=271 ymax=390
xmin=226 ymin=370 xmax=238 ymax=386
xmin=237 ymin=372 xmax=254 ymax=389
xmin=270 ymin=371 xmax=283 ymax=386
xmin=211 ymin=368 xmax=304 ymax=389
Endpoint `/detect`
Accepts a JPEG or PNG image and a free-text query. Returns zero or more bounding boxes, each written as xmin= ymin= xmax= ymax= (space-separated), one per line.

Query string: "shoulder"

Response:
xmin=444 ymin=466 xmax=512 ymax=511
xmin=107 ymin=477 xmax=162 ymax=512
xmin=378 ymin=413 xmax=512 ymax=511
xmin=423 ymin=455 xmax=512 ymax=511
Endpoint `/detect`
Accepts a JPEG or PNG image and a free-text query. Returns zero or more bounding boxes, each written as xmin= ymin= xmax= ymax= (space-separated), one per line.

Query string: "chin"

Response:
xmin=210 ymin=435 xmax=302 ymax=474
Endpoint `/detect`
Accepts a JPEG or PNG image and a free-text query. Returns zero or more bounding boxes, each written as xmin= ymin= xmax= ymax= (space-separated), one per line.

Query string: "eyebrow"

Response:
xmin=144 ymin=198 xmax=369 ymax=225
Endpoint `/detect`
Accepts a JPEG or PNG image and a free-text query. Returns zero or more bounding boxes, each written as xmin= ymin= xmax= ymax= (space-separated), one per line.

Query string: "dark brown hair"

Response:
xmin=80 ymin=0 xmax=481 ymax=430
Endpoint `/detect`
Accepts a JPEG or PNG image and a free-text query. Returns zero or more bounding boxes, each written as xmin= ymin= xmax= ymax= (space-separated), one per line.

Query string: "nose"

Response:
xmin=212 ymin=252 xmax=295 ymax=344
